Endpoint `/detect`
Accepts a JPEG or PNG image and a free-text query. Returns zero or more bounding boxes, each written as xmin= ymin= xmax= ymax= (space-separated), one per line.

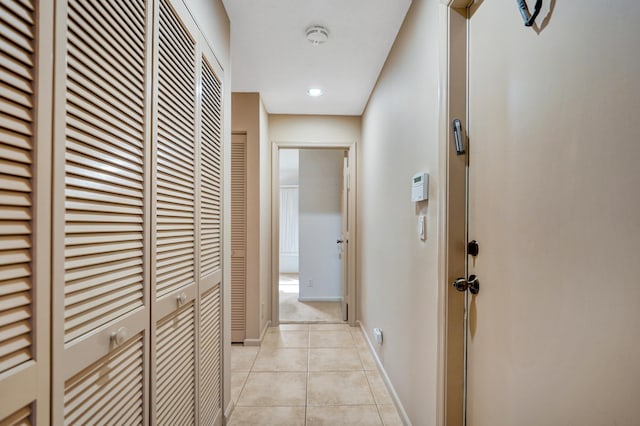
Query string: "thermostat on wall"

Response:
xmin=412 ymin=172 xmax=429 ymax=202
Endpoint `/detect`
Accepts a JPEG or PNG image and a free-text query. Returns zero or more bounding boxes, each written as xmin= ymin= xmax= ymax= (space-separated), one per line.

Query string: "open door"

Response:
xmin=447 ymin=1 xmax=640 ymax=425
xmin=339 ymin=151 xmax=349 ymax=321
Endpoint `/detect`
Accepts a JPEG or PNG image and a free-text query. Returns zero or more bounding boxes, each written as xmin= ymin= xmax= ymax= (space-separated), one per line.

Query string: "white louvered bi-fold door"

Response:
xmin=0 ymin=0 xmax=53 ymax=423
xmin=51 ymin=0 xmax=151 ymax=423
xmin=199 ymin=50 xmax=224 ymax=426
xmin=152 ymin=0 xmax=199 ymax=423
xmin=231 ymin=133 xmax=247 ymax=343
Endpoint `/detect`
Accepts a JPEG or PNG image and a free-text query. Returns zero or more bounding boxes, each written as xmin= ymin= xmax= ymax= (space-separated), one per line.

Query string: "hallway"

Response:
xmin=229 ymin=324 xmax=402 ymax=425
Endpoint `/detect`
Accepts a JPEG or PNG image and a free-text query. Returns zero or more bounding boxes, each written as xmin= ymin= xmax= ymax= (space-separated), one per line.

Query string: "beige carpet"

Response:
xmin=279 ymin=274 xmax=343 ymax=322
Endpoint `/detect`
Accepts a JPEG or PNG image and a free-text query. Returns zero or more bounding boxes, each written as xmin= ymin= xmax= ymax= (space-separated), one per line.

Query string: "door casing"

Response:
xmin=436 ymin=1 xmax=474 ymax=426
xmin=270 ymin=141 xmax=357 ymax=326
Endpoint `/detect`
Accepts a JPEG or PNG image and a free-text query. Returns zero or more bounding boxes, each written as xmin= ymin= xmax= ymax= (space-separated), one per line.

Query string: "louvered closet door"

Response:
xmin=51 ymin=0 xmax=151 ymax=423
xmin=231 ymin=133 xmax=247 ymax=343
xmin=199 ymin=49 xmax=224 ymax=426
xmin=0 ymin=0 xmax=52 ymax=423
xmin=152 ymin=0 xmax=199 ymax=423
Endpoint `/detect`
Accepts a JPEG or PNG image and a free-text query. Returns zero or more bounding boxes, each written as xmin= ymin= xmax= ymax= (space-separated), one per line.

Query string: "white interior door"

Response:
xmin=51 ymin=0 xmax=152 ymax=422
xmin=463 ymin=1 xmax=640 ymax=425
xmin=340 ymin=151 xmax=349 ymax=321
xmin=198 ymin=40 xmax=224 ymax=426
xmin=152 ymin=0 xmax=199 ymax=422
xmin=0 ymin=0 xmax=53 ymax=422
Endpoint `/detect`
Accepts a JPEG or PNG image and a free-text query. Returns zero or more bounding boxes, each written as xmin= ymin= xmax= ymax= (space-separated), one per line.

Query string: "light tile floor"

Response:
xmin=229 ymin=324 xmax=403 ymax=425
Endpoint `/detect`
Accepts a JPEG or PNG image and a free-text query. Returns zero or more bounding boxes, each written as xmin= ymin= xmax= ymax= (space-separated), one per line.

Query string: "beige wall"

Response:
xmin=464 ymin=1 xmax=640 ymax=425
xmin=183 ymin=0 xmax=229 ymax=67
xmin=270 ymin=115 xmax=361 ymax=143
xmin=231 ymin=93 xmax=270 ymax=341
xmin=259 ymin=99 xmax=271 ymax=328
xmin=359 ymin=1 xmax=441 ymax=424
xmin=269 ymin=114 xmax=361 ymax=322
xmin=183 ymin=0 xmax=232 ymax=416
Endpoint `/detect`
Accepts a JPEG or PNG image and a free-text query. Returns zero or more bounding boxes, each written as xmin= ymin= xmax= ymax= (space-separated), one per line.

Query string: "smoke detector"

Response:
xmin=306 ymin=25 xmax=329 ymax=45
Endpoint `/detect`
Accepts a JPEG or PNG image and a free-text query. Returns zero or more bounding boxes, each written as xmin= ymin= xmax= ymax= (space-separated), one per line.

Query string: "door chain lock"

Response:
xmin=453 ymin=274 xmax=480 ymax=295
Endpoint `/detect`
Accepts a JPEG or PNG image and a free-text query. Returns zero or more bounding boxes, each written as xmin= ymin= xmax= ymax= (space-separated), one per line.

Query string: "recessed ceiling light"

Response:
xmin=306 ymin=25 xmax=329 ymax=45
xmin=307 ymin=88 xmax=323 ymax=97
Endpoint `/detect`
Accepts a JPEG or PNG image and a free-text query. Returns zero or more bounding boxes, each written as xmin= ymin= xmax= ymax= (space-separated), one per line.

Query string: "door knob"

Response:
xmin=110 ymin=327 xmax=129 ymax=346
xmin=453 ymin=277 xmax=469 ymax=292
xmin=452 ymin=274 xmax=480 ymax=295
xmin=336 ymin=239 xmax=344 ymax=244
xmin=177 ymin=292 xmax=188 ymax=306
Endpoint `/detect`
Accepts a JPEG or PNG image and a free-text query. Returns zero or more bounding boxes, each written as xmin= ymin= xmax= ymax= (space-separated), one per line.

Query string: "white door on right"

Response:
xmin=465 ymin=1 xmax=640 ymax=425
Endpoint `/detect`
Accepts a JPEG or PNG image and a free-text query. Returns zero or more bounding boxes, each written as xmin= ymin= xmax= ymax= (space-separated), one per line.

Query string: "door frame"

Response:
xmin=436 ymin=1 xmax=473 ymax=426
xmin=270 ymin=141 xmax=357 ymax=327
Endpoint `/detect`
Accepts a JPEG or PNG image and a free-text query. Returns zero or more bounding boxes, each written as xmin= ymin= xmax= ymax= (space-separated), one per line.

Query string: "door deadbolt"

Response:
xmin=452 ymin=274 xmax=480 ymax=295
xmin=468 ymin=240 xmax=479 ymax=257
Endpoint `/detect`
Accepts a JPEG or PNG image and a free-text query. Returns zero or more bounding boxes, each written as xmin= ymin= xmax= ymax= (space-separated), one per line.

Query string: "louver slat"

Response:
xmin=199 ymin=285 xmax=222 ymax=425
xmin=63 ymin=334 xmax=144 ymax=425
xmin=0 ymin=404 xmax=32 ymax=426
xmin=0 ymin=0 xmax=34 ymax=376
xmin=156 ymin=304 xmax=195 ymax=425
xmin=155 ymin=0 xmax=196 ymax=299
xmin=200 ymin=59 xmax=222 ymax=278
xmin=64 ymin=0 xmax=146 ymax=343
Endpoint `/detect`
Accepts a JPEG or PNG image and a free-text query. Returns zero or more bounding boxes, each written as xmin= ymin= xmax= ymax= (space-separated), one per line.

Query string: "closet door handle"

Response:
xmin=177 ymin=292 xmax=188 ymax=306
xmin=110 ymin=327 xmax=129 ymax=346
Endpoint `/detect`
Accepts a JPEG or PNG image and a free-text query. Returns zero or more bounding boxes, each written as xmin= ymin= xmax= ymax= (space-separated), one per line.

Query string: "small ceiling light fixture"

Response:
xmin=306 ymin=25 xmax=329 ymax=45
xmin=307 ymin=88 xmax=323 ymax=97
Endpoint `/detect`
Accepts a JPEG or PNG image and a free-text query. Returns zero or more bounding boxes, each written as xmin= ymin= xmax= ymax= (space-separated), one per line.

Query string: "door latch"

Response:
xmin=452 ymin=274 xmax=480 ymax=295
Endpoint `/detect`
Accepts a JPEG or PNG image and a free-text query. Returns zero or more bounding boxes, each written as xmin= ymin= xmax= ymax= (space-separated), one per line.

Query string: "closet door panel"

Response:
xmin=198 ymin=51 xmax=224 ymax=425
xmin=0 ymin=405 xmax=32 ymax=426
xmin=151 ymin=0 xmax=200 ymax=423
xmin=154 ymin=0 xmax=197 ymax=305
xmin=0 ymin=0 xmax=52 ymax=422
xmin=63 ymin=333 xmax=145 ymax=425
xmin=230 ymin=134 xmax=246 ymax=343
xmin=199 ymin=285 xmax=222 ymax=425
xmin=155 ymin=304 xmax=196 ymax=425
xmin=0 ymin=0 xmax=35 ymax=379
xmin=62 ymin=0 xmax=148 ymax=353
xmin=52 ymin=0 xmax=151 ymax=422
xmin=200 ymin=56 xmax=223 ymax=290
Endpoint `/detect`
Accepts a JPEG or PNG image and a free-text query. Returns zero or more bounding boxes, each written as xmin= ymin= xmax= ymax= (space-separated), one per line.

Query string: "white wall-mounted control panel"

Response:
xmin=412 ymin=172 xmax=429 ymax=202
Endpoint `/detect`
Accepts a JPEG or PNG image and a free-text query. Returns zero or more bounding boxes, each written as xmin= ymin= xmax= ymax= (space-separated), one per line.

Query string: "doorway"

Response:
xmin=271 ymin=142 xmax=357 ymax=326
xmin=277 ymin=148 xmax=345 ymax=322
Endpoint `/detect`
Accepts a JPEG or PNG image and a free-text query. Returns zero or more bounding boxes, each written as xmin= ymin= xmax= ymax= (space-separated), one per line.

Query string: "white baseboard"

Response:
xmin=297 ymin=296 xmax=342 ymax=302
xmin=243 ymin=320 xmax=271 ymax=346
xmin=357 ymin=320 xmax=412 ymax=426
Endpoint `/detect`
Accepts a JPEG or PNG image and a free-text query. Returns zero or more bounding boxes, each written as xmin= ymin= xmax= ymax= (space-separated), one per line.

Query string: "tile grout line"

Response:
xmin=232 ymin=346 xmax=260 ymax=413
xmin=236 ymin=325 xmax=397 ymax=424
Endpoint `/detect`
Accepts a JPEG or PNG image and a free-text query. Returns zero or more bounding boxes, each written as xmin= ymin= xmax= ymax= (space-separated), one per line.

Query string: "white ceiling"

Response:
xmin=222 ymin=0 xmax=412 ymax=116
